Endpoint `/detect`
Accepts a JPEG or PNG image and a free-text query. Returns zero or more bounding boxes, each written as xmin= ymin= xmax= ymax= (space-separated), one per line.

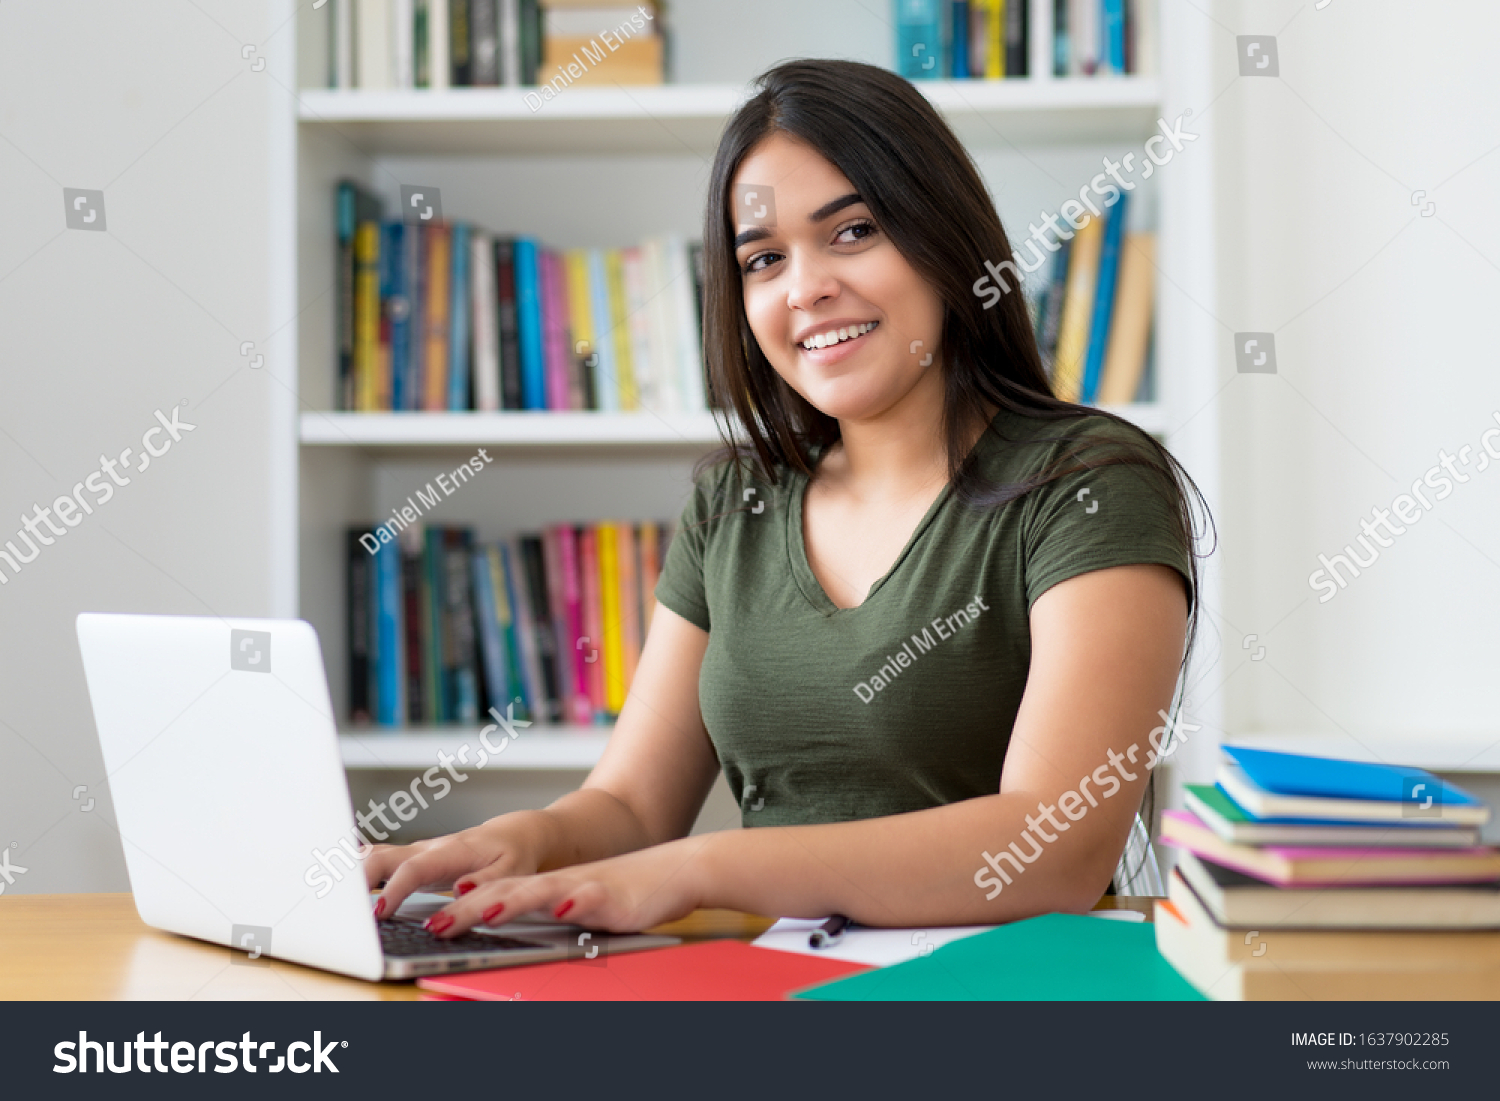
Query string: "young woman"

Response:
xmin=368 ymin=59 xmax=1208 ymax=936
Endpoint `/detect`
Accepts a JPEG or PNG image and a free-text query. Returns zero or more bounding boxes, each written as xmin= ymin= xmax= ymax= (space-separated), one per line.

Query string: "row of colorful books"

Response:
xmin=324 ymin=1 xmax=664 ymax=90
xmin=1027 ymin=193 xmax=1155 ymax=404
xmin=348 ymin=520 xmax=673 ymax=727
xmin=1156 ymin=745 xmax=1500 ymax=999
xmin=336 ymin=181 xmax=709 ymax=414
xmin=895 ymin=0 xmax=1158 ymax=81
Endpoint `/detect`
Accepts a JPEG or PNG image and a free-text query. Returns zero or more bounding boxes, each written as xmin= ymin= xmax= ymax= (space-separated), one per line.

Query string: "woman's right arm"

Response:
xmin=366 ymin=604 xmax=719 ymax=913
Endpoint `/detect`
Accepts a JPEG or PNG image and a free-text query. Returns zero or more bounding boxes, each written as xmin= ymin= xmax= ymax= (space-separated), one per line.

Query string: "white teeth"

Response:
xmin=802 ymin=322 xmax=875 ymax=351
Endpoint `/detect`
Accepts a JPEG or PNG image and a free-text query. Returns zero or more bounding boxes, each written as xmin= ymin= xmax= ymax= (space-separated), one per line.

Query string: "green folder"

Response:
xmin=792 ymin=913 xmax=1204 ymax=1001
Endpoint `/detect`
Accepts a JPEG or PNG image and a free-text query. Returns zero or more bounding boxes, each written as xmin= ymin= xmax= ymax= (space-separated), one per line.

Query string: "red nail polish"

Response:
xmin=456 ymin=882 xmax=474 ymax=897
xmin=373 ymin=897 xmax=385 ymax=919
xmin=554 ymin=899 xmax=574 ymax=920
xmin=482 ymin=903 xmax=505 ymax=924
xmin=424 ymin=913 xmax=454 ymax=935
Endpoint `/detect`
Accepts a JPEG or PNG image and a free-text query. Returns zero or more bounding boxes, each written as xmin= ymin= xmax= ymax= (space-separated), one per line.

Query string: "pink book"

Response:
xmin=578 ymin=525 xmax=607 ymax=719
xmin=540 ymin=250 xmax=572 ymax=411
xmin=1161 ymin=809 xmax=1500 ymax=888
xmin=617 ymin=522 xmax=641 ymax=689
xmin=556 ymin=524 xmax=592 ymax=724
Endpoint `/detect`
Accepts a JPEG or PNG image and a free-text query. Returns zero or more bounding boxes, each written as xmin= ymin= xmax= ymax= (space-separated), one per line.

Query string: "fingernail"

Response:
xmin=424 ymin=913 xmax=454 ymax=935
xmin=554 ymin=899 xmax=574 ymax=920
xmin=373 ymin=897 xmax=385 ymax=919
xmin=482 ymin=903 xmax=505 ymax=924
xmin=456 ymin=882 xmax=474 ymax=897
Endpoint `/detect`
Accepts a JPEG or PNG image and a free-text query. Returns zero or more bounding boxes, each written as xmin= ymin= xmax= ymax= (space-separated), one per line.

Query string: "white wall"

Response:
xmin=1213 ymin=0 xmax=1500 ymax=744
xmin=0 ymin=0 xmax=287 ymax=891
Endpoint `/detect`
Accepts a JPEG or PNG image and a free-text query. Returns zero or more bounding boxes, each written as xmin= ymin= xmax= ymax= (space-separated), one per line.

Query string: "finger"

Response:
xmin=451 ymin=851 xmax=529 ymax=900
xmin=375 ymin=836 xmax=491 ymax=919
xmin=434 ymin=873 xmax=573 ymax=937
xmin=363 ymin=841 xmax=429 ymax=891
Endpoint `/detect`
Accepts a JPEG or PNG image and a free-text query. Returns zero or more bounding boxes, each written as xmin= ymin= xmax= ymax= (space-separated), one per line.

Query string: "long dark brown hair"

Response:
xmin=699 ymin=59 xmax=1216 ymax=875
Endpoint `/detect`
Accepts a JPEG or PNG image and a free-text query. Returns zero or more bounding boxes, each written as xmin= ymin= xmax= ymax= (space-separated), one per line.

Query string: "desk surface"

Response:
xmin=0 ymin=893 xmax=1152 ymax=1000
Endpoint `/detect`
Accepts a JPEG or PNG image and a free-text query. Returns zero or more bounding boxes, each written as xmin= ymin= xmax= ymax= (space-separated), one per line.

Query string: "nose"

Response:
xmin=783 ymin=249 xmax=841 ymax=312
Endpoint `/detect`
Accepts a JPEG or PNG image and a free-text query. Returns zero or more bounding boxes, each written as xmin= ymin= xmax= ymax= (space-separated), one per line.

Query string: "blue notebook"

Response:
xmin=1222 ymin=745 xmax=1482 ymax=806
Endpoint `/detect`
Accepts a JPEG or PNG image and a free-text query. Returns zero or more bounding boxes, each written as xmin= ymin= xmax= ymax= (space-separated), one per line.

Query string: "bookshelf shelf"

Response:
xmin=300 ymin=410 xmax=726 ymax=447
xmin=296 ymin=78 xmax=1163 ymax=156
xmin=340 ymin=727 xmax=610 ymax=770
xmin=299 ymin=404 xmax=1168 ymax=447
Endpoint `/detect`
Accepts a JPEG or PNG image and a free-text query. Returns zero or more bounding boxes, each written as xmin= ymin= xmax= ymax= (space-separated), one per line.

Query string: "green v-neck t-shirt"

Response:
xmin=654 ymin=408 xmax=1194 ymax=828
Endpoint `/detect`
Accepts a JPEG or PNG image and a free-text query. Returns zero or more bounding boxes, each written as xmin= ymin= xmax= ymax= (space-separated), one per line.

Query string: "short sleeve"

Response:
xmin=1020 ymin=424 xmax=1194 ymax=612
xmin=654 ymin=467 xmax=719 ymax=632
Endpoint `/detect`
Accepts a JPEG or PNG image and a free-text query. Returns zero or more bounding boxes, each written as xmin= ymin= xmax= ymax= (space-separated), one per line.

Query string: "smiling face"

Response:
xmin=731 ymin=132 xmax=947 ymax=425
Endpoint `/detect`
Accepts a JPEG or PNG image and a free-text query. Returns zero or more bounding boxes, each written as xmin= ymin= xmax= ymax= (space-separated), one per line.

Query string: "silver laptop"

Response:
xmin=75 ymin=613 xmax=676 ymax=980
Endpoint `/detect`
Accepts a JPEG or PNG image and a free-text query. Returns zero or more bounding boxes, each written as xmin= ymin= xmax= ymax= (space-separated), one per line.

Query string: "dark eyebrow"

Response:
xmin=733 ymin=192 xmax=866 ymax=250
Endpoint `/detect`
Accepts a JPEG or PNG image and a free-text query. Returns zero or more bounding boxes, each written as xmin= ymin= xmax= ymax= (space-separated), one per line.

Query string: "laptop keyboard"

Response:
xmin=379 ymin=916 xmax=552 ymax=958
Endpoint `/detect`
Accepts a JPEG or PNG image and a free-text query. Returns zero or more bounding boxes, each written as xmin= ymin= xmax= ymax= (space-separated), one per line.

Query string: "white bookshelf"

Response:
xmin=282 ymin=1 xmax=1219 ymax=778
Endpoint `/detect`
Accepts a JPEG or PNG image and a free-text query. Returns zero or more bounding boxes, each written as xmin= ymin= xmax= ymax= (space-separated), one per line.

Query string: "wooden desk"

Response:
xmin=0 ymin=893 xmax=1151 ymax=1000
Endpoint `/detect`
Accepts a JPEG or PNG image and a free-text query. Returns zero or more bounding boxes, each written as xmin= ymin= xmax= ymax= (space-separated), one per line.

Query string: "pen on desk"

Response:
xmin=809 ymin=914 xmax=852 ymax=949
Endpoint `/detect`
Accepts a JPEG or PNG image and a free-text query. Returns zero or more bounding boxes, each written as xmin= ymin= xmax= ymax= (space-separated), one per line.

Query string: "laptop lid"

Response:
xmin=76 ymin=613 xmax=386 ymax=981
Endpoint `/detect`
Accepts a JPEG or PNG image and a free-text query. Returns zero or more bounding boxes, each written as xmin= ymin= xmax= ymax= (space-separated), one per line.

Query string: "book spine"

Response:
xmin=551 ymin=248 xmax=583 ymax=410
xmin=471 ymin=546 xmax=511 ymax=714
xmin=407 ymin=222 xmax=426 ymax=410
xmin=1096 ymin=232 xmax=1156 ymax=404
xmin=1102 ymin=0 xmax=1126 ymax=74
xmin=1037 ymin=236 xmax=1071 ymax=369
xmin=586 ymin=249 xmax=618 ymax=411
xmin=605 ymin=248 xmax=637 ymax=410
xmin=986 ymin=0 xmax=1004 ymax=78
xmin=493 ymin=238 xmax=522 ymax=409
xmin=498 ymin=0 xmax=521 ymax=86
xmin=1053 ymin=0 xmax=1069 ymax=76
xmin=1050 ymin=212 xmax=1104 ymax=402
xmin=470 ymin=0 xmax=499 ymax=84
xmin=1004 ymin=0 xmax=1027 ymax=76
xmin=642 ymin=238 xmax=680 ymax=411
xmin=450 ymin=0 xmax=471 ymax=84
xmin=354 ymin=0 xmax=391 ymax=88
xmin=621 ymin=246 xmax=655 ymax=411
xmin=394 ymin=0 xmax=415 ymax=88
xmin=597 ymin=521 xmax=625 ymax=714
xmin=444 ymin=529 xmax=480 ymax=723
xmin=486 ymin=546 xmax=524 ymax=717
xmin=519 ymin=0 xmax=541 ymax=85
xmin=400 ymin=526 xmax=426 ymax=723
xmin=520 ymin=535 xmax=561 ymax=722
xmin=347 ymin=529 xmax=373 ymax=724
xmin=424 ymin=223 xmax=452 ymax=411
xmin=556 ymin=523 xmax=592 ymax=723
xmin=950 ymin=1 xmax=970 ymax=77
xmin=637 ymin=520 xmax=659 ymax=635
xmin=564 ymin=249 xmax=596 ymax=410
xmin=448 ymin=222 xmax=471 ymax=410
xmin=665 ymin=235 xmax=705 ymax=412
xmin=375 ymin=533 xmax=404 ymax=726
xmin=540 ymin=527 xmax=576 ymax=716
xmin=334 ymin=0 xmax=355 ymax=89
xmin=503 ymin=539 xmax=544 ymax=722
xmin=1081 ymin=190 xmax=1128 ymax=403
xmin=353 ymin=220 xmax=382 ymax=411
xmin=428 ymin=0 xmax=451 ymax=89
xmin=470 ymin=229 xmax=500 ymax=411
xmin=336 ymin=183 xmax=356 ymax=410
xmin=513 ymin=238 xmax=546 ymax=410
xmin=616 ymin=521 xmax=641 ymax=692
xmin=423 ymin=526 xmax=446 ymax=722
xmin=413 ymin=0 xmax=428 ymax=86
xmin=578 ymin=526 xmax=606 ymax=717
xmin=540 ymin=250 xmax=570 ymax=411
xmin=895 ymin=0 xmax=943 ymax=80
xmin=383 ymin=221 xmax=408 ymax=412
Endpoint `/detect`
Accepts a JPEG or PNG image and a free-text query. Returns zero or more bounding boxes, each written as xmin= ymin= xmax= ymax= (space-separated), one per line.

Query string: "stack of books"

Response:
xmin=324 ymin=0 xmax=664 ymax=90
xmin=894 ymin=0 xmax=1157 ymax=81
xmin=1156 ymin=745 xmax=1500 ymax=999
xmin=1029 ymin=195 xmax=1155 ymax=405
xmin=336 ymin=181 xmax=708 ymax=415
xmin=349 ymin=520 xmax=673 ymax=729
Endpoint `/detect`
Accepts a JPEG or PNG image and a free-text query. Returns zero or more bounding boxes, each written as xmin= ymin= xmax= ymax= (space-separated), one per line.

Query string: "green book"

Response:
xmin=793 ymin=914 xmax=1204 ymax=1001
xmin=1183 ymin=783 xmax=1480 ymax=848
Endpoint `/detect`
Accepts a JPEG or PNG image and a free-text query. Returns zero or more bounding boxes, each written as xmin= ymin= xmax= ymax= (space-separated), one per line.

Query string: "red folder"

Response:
xmin=416 ymin=940 xmax=870 ymax=1002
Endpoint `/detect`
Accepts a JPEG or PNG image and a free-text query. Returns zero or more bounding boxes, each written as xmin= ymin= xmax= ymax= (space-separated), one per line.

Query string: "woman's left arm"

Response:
xmin=430 ymin=563 xmax=1188 ymax=934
